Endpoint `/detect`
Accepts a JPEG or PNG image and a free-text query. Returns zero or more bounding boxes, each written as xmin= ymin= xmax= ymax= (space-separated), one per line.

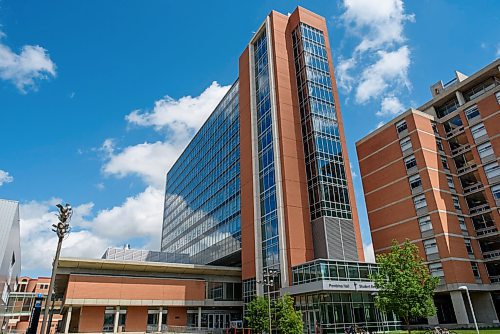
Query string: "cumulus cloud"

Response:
xmin=0 ymin=169 xmax=13 ymax=186
xmin=103 ymin=81 xmax=230 ymax=188
xmin=376 ymin=95 xmax=406 ymax=117
xmin=126 ymin=81 xmax=230 ymax=135
xmin=355 ymin=46 xmax=410 ymax=104
xmin=20 ymin=187 xmax=164 ymax=273
xmin=337 ymin=0 xmax=413 ymax=120
xmin=363 ymin=242 xmax=376 ymax=263
xmin=341 ymin=0 xmax=414 ymax=53
xmin=0 ymin=33 xmax=56 ymax=92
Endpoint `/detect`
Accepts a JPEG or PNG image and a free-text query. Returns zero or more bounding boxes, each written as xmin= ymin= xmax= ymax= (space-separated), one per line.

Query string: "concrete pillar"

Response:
xmin=64 ymin=306 xmax=72 ymax=334
xmin=198 ymin=307 xmax=202 ymax=329
xmin=114 ymin=306 xmax=120 ymax=333
xmin=471 ymin=292 xmax=499 ymax=324
xmin=158 ymin=307 xmax=163 ymax=332
xmin=450 ymin=291 xmax=469 ymax=325
xmin=456 ymin=91 xmax=465 ymax=106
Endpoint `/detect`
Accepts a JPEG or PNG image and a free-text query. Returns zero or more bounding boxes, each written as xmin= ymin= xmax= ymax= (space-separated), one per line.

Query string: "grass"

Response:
xmin=394 ymin=330 xmax=500 ymax=334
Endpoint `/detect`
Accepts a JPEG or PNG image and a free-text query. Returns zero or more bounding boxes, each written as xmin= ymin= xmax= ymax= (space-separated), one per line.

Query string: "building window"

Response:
xmin=477 ymin=142 xmax=494 ymax=160
xmin=404 ymin=155 xmax=417 ymax=170
xmin=484 ymin=162 xmax=500 ymax=181
xmin=470 ymin=122 xmax=487 ymax=143
xmin=464 ymin=239 xmax=474 ymax=256
xmin=429 ymin=262 xmax=444 ymax=278
xmin=431 ymin=121 xmax=439 ymax=135
xmin=409 ymin=174 xmax=422 ymax=190
xmin=464 ymin=105 xmax=480 ymax=121
xmin=458 ymin=216 xmax=468 ymax=233
xmin=396 ymin=120 xmax=408 ymax=134
xmin=413 ymin=194 xmax=427 ymax=210
xmin=471 ymin=262 xmax=480 ymax=279
xmin=424 ymin=239 xmax=438 ymax=255
xmin=492 ymin=184 xmax=500 ymax=202
xmin=440 ymin=155 xmax=450 ymax=170
xmin=103 ymin=308 xmax=127 ymax=332
xmin=496 ymin=91 xmax=500 ymax=104
xmin=452 ymin=194 xmax=461 ymax=210
xmin=436 ymin=139 xmax=444 ymax=152
xmin=400 ymin=137 xmax=412 ymax=152
xmin=446 ymin=175 xmax=456 ymax=192
xmin=418 ymin=215 xmax=433 ymax=232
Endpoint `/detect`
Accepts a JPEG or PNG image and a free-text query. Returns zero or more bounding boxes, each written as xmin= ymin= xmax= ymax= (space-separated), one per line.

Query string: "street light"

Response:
xmin=257 ymin=268 xmax=279 ymax=334
xmin=458 ymin=286 xmax=479 ymax=334
xmin=40 ymin=203 xmax=72 ymax=334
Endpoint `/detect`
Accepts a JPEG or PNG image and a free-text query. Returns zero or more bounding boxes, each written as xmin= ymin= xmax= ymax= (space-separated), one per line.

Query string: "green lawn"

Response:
xmin=394 ymin=330 xmax=500 ymax=334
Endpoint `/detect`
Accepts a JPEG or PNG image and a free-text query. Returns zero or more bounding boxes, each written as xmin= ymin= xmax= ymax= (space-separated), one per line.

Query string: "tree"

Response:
xmin=274 ymin=295 xmax=303 ymax=334
xmin=371 ymin=239 xmax=439 ymax=334
xmin=245 ymin=296 xmax=269 ymax=334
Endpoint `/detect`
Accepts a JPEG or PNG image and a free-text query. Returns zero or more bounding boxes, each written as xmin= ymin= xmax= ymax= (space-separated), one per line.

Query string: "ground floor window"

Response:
xmin=187 ymin=310 xmax=242 ymax=329
xmin=147 ymin=309 xmax=167 ymax=332
xmin=294 ymin=292 xmax=399 ymax=334
xmin=103 ymin=307 xmax=126 ymax=332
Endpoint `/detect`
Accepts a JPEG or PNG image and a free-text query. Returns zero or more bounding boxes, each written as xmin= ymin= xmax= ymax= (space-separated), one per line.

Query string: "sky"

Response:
xmin=0 ymin=0 xmax=498 ymax=277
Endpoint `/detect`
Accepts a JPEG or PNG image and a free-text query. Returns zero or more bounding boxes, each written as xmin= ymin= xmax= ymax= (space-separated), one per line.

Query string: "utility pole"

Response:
xmin=257 ymin=268 xmax=279 ymax=334
xmin=40 ymin=203 xmax=72 ymax=334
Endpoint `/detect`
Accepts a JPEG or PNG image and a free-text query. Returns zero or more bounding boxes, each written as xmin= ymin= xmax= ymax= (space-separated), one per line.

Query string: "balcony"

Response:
xmin=489 ymin=275 xmax=500 ymax=283
xmin=448 ymin=132 xmax=470 ymax=156
xmin=475 ymin=226 xmax=498 ymax=237
xmin=463 ymin=76 xmax=500 ymax=102
xmin=444 ymin=115 xmax=464 ymax=138
xmin=483 ymin=250 xmax=500 ymax=261
xmin=436 ymin=97 xmax=460 ymax=118
xmin=454 ymin=151 xmax=476 ymax=175
xmin=460 ymin=170 xmax=483 ymax=195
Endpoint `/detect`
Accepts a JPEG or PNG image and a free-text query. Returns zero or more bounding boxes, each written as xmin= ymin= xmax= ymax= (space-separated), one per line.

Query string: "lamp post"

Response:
xmin=257 ymin=268 xmax=279 ymax=334
xmin=458 ymin=286 xmax=479 ymax=334
xmin=40 ymin=203 xmax=72 ymax=334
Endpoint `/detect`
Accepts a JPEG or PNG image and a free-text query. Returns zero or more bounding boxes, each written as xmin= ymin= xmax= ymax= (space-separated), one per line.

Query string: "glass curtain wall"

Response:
xmin=253 ymin=30 xmax=281 ymax=296
xmin=162 ymin=83 xmax=241 ymax=265
xmin=292 ymin=24 xmax=352 ymax=220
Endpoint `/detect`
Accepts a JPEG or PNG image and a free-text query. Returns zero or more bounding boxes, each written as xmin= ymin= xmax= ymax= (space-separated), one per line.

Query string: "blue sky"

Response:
xmin=0 ymin=0 xmax=498 ymax=277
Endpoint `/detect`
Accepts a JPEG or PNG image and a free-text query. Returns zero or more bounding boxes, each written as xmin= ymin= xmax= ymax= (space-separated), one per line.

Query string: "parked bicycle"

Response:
xmin=423 ymin=326 xmax=458 ymax=334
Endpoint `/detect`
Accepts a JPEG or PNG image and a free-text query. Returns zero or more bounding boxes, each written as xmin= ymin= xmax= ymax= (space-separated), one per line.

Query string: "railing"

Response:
xmin=469 ymin=203 xmax=490 ymax=215
xmin=443 ymin=77 xmax=458 ymax=89
xmin=483 ymin=250 xmax=500 ymax=260
xmin=463 ymin=182 xmax=483 ymax=194
xmin=475 ymin=226 xmax=498 ymax=237
xmin=489 ymin=275 xmax=500 ymax=283
xmin=456 ymin=163 xmax=477 ymax=175
xmin=446 ymin=126 xmax=464 ymax=138
xmin=451 ymin=144 xmax=470 ymax=156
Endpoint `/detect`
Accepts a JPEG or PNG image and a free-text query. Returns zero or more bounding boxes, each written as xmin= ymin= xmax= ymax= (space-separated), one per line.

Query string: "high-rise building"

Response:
xmin=0 ymin=199 xmax=21 ymax=329
xmin=356 ymin=59 xmax=500 ymax=326
xmin=162 ymin=7 xmax=398 ymax=332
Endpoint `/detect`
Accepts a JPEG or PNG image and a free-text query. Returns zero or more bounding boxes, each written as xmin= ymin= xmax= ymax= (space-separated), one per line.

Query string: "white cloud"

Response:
xmin=355 ymin=46 xmax=410 ymax=104
xmin=338 ymin=0 xmax=414 ymax=116
xmin=376 ymin=95 xmax=406 ymax=117
xmin=0 ymin=169 xmax=13 ymax=186
xmin=0 ymin=33 xmax=56 ymax=92
xmin=103 ymin=141 xmax=180 ymax=188
xmin=363 ymin=242 xmax=376 ymax=263
xmin=126 ymin=81 xmax=230 ymax=136
xmin=341 ymin=0 xmax=414 ymax=53
xmin=103 ymin=81 xmax=230 ymax=188
xmin=496 ymin=44 xmax=500 ymax=57
xmin=19 ymin=186 xmax=164 ymax=273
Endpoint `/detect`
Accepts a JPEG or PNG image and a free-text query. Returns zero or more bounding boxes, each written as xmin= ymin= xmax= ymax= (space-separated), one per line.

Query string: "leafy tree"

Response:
xmin=274 ymin=295 xmax=303 ymax=334
xmin=245 ymin=296 xmax=270 ymax=334
xmin=371 ymin=239 xmax=439 ymax=334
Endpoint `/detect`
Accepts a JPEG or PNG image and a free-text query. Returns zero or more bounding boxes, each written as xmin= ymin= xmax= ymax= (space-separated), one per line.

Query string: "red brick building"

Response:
xmin=356 ymin=59 xmax=500 ymax=326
